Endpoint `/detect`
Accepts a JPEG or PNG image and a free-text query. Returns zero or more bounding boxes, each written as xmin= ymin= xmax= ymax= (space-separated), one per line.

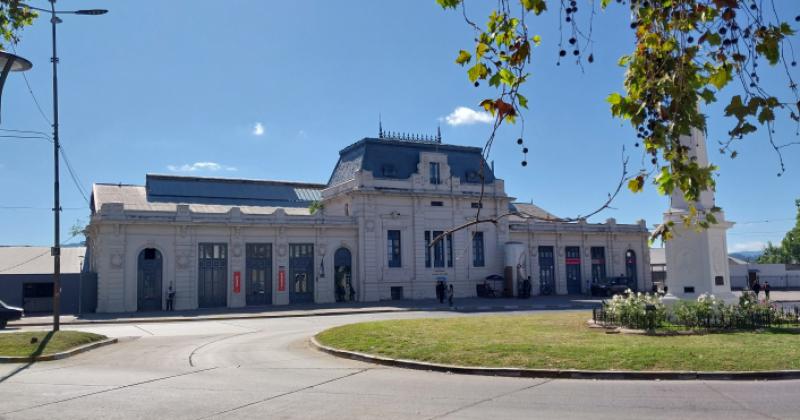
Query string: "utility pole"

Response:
xmin=18 ymin=0 xmax=108 ymax=331
xmin=50 ymin=0 xmax=62 ymax=332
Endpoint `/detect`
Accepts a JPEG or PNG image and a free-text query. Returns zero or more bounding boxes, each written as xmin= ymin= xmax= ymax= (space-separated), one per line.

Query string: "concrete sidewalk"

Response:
xmin=9 ymin=295 xmax=603 ymax=327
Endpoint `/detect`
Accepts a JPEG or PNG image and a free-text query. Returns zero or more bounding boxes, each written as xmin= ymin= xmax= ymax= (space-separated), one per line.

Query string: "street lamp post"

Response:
xmin=20 ymin=0 xmax=107 ymax=331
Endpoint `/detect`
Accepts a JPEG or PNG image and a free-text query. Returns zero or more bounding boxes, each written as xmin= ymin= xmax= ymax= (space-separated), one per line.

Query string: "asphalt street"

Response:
xmin=1 ymin=310 xmax=799 ymax=419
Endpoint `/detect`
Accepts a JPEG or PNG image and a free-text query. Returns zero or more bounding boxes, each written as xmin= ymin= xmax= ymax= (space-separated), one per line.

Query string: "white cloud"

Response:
xmin=442 ymin=106 xmax=494 ymax=126
xmin=730 ymin=241 xmax=768 ymax=252
xmin=167 ymin=162 xmax=237 ymax=172
xmin=252 ymin=122 xmax=265 ymax=136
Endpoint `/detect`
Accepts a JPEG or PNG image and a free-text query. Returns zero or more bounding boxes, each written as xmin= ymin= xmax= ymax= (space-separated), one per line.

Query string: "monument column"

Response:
xmin=663 ymin=127 xmax=736 ymax=301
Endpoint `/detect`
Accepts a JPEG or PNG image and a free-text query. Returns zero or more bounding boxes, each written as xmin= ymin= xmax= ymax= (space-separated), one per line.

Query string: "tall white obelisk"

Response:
xmin=663 ymin=127 xmax=736 ymax=302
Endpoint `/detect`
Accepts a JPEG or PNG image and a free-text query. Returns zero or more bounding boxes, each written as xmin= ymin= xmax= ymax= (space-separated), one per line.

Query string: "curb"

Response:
xmin=0 ymin=337 xmax=118 ymax=364
xmin=310 ymin=336 xmax=800 ymax=381
xmin=9 ymin=304 xmax=598 ymax=328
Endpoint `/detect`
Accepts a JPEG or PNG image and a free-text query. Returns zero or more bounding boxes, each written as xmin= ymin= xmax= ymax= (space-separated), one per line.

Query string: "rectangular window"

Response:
xmin=539 ymin=246 xmax=555 ymax=291
xmin=431 ymin=201 xmax=444 ymax=207
xmin=430 ymin=162 xmax=441 ymax=184
xmin=446 ymin=234 xmax=453 ymax=267
xmin=471 ymin=202 xmax=482 ymax=209
xmin=387 ymin=230 xmax=402 ymax=268
xmin=433 ymin=230 xmax=445 ymax=267
xmin=590 ymin=247 xmax=606 ymax=284
xmin=424 ymin=231 xmax=431 ymax=268
xmin=472 ymin=232 xmax=485 ymax=267
xmin=425 ymin=230 xmax=451 ymax=268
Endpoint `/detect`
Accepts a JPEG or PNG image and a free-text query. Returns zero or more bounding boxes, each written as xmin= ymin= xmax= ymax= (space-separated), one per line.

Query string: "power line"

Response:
xmin=10 ymin=43 xmax=53 ymax=126
xmin=0 ymin=128 xmax=52 ymax=138
xmin=0 ymin=249 xmax=51 ymax=274
xmin=734 ymin=218 xmax=795 ymax=225
xmin=0 ymin=233 xmax=80 ymax=274
xmin=0 ymin=134 xmax=53 ymax=142
xmin=59 ymin=144 xmax=90 ymax=205
xmin=0 ymin=206 xmax=85 ymax=210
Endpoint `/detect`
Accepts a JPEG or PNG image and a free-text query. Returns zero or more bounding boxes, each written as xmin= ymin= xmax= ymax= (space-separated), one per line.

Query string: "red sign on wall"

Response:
xmin=278 ymin=266 xmax=286 ymax=291
xmin=233 ymin=271 xmax=241 ymax=293
xmin=565 ymin=257 xmax=581 ymax=265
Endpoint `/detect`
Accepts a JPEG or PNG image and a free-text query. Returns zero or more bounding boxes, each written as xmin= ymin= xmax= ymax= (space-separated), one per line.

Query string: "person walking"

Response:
xmin=436 ymin=281 xmax=445 ymax=304
xmin=447 ymin=284 xmax=454 ymax=308
xmin=166 ymin=285 xmax=176 ymax=311
xmin=764 ymin=281 xmax=771 ymax=301
xmin=753 ymin=281 xmax=761 ymax=300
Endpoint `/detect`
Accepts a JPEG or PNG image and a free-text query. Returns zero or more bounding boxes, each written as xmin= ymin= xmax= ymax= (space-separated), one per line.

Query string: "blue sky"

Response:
xmin=1 ymin=1 xmax=798 ymax=251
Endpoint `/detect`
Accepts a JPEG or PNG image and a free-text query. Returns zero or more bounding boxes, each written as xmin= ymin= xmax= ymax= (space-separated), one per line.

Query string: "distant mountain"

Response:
xmin=729 ymin=251 xmax=763 ymax=263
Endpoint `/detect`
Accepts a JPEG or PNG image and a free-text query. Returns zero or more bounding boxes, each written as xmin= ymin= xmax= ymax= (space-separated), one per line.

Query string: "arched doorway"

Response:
xmin=334 ymin=247 xmax=353 ymax=302
xmin=138 ymin=248 xmax=163 ymax=311
xmin=625 ymin=250 xmax=637 ymax=290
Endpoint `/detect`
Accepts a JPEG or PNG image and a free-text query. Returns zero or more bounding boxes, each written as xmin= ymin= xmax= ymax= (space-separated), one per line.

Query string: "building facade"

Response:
xmin=0 ymin=246 xmax=95 ymax=314
xmin=87 ymin=135 xmax=651 ymax=313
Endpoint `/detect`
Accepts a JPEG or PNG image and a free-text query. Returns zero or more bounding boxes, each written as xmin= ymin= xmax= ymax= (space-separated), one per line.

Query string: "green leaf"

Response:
xmin=709 ymin=65 xmax=731 ymax=90
xmin=499 ymin=68 xmax=516 ymax=86
xmin=758 ymin=107 xmax=775 ymax=124
xmin=467 ymin=62 xmax=489 ymax=82
xmin=521 ymin=0 xmax=547 ymax=15
xmin=455 ymin=50 xmax=472 ymax=66
xmin=517 ymin=93 xmax=528 ymax=109
xmin=488 ymin=72 xmax=502 ymax=87
xmin=699 ymin=88 xmax=716 ymax=104
xmin=436 ymin=0 xmax=462 ymax=9
xmin=532 ymin=34 xmax=541 ymax=46
xmin=606 ymin=92 xmax=623 ymax=105
xmin=476 ymin=43 xmax=489 ymax=59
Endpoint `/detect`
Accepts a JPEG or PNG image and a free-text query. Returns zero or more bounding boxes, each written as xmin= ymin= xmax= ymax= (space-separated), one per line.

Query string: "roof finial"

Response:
xmin=378 ymin=114 xmax=384 ymax=138
xmin=436 ymin=125 xmax=442 ymax=143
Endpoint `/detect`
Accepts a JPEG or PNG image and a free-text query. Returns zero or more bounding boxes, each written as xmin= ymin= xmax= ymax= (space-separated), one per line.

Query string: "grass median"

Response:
xmin=0 ymin=331 xmax=107 ymax=358
xmin=316 ymin=312 xmax=800 ymax=371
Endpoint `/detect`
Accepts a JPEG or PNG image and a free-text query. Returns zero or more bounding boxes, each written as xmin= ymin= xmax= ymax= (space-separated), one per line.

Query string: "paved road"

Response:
xmin=1 ymin=310 xmax=799 ymax=419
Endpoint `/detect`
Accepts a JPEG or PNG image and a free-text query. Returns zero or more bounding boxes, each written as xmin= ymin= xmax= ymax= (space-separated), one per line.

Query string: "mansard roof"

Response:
xmin=327 ymin=137 xmax=496 ymax=187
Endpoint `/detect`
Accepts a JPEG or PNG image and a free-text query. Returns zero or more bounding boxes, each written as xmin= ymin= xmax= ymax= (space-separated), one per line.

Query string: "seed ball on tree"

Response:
xmin=516 ymin=138 xmax=523 ymax=145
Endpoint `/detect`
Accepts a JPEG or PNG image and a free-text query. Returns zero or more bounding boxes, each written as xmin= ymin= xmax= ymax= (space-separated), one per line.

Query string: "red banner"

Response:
xmin=233 ymin=271 xmax=241 ymax=293
xmin=565 ymin=257 xmax=581 ymax=265
xmin=278 ymin=266 xmax=286 ymax=291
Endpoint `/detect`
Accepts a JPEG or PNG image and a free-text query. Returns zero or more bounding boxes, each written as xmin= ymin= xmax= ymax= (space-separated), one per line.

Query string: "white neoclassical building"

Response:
xmin=87 ymin=133 xmax=651 ymax=313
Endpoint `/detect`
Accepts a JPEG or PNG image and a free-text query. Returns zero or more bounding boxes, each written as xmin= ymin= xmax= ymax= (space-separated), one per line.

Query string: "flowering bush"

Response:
xmin=601 ymin=291 xmax=800 ymax=331
xmin=602 ymin=290 xmax=666 ymax=329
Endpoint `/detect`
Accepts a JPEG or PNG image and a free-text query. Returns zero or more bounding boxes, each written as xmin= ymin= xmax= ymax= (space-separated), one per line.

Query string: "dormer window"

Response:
xmin=382 ymin=164 xmax=397 ymax=178
xmin=465 ymin=170 xmax=481 ymax=183
xmin=429 ymin=162 xmax=441 ymax=185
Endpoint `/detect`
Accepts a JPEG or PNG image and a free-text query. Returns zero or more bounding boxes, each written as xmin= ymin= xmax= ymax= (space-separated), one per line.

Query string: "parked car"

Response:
xmin=591 ymin=277 xmax=633 ymax=297
xmin=0 ymin=300 xmax=23 ymax=329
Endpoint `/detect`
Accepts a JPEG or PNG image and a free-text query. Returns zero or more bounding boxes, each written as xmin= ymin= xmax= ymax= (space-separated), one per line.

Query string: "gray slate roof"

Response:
xmin=508 ymin=202 xmax=560 ymax=221
xmin=328 ymin=138 xmax=496 ymax=186
xmin=0 ymin=246 xmax=85 ymax=275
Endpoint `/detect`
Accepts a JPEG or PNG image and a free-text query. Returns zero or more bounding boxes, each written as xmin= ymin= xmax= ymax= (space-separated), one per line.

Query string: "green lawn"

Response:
xmin=0 ymin=331 xmax=107 ymax=358
xmin=316 ymin=312 xmax=800 ymax=371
